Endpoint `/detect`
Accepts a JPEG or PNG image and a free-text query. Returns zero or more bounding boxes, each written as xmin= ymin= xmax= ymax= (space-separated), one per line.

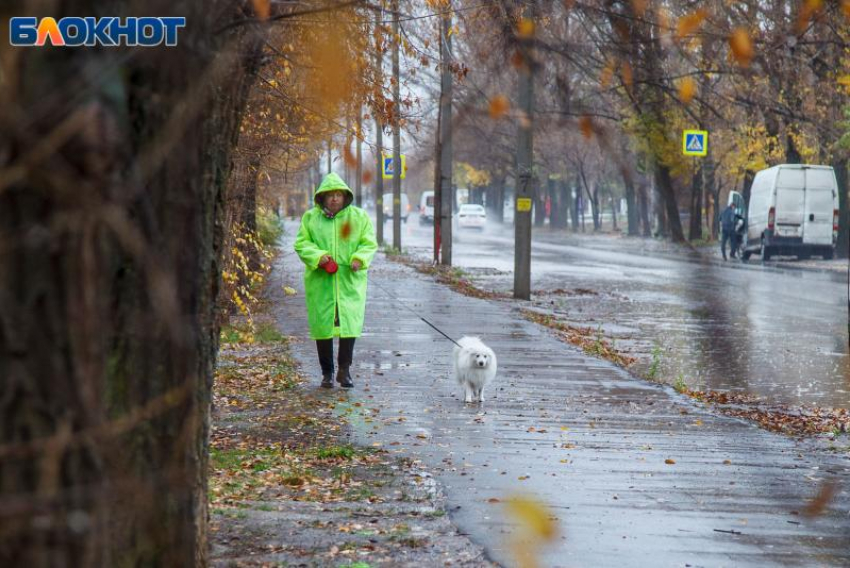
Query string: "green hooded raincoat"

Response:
xmin=294 ymin=173 xmax=378 ymax=340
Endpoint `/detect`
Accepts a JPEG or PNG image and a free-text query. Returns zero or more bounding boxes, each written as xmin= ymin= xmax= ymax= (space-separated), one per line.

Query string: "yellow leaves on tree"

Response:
xmin=717 ymin=124 xmax=783 ymax=181
xmin=456 ymin=162 xmax=491 ymax=187
xmin=729 ymin=28 xmax=754 ymax=68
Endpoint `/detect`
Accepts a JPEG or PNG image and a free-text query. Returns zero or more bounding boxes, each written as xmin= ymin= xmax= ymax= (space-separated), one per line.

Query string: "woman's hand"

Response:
xmin=319 ymin=255 xmax=332 ymax=266
xmin=351 ymin=259 xmax=362 ymax=272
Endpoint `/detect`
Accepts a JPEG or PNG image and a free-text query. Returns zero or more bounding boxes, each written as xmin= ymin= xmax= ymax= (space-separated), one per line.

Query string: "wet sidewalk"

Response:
xmin=273 ymin=247 xmax=850 ymax=567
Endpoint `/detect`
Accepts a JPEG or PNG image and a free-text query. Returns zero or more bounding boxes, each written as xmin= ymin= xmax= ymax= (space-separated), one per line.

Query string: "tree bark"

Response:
xmin=534 ymin=179 xmax=547 ymax=227
xmin=624 ymin=173 xmax=637 ymax=236
xmin=0 ymin=2 xmax=261 ymax=566
xmin=655 ymin=164 xmax=684 ymax=242
xmin=637 ymin=181 xmax=651 ymax=237
xmin=835 ymin=158 xmax=849 ymax=259
xmin=689 ymin=162 xmax=703 ymax=241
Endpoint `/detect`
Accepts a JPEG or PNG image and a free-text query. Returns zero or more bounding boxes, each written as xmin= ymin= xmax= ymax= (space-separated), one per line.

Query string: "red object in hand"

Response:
xmin=323 ymin=258 xmax=338 ymax=274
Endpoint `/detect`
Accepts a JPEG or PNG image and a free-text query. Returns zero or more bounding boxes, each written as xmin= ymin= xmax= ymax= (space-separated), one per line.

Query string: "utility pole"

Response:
xmin=374 ymin=10 xmax=384 ymax=246
xmin=355 ymin=108 xmax=363 ymax=207
xmin=433 ymin=104 xmax=442 ymax=264
xmin=392 ymin=0 xmax=402 ymax=251
xmin=439 ymin=3 xmax=453 ymax=265
xmin=514 ymin=5 xmax=535 ymax=300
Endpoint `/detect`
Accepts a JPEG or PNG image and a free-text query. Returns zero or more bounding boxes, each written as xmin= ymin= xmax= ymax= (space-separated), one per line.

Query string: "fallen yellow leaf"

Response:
xmin=489 ymin=95 xmax=510 ymax=119
xmin=678 ymin=77 xmax=697 ymax=104
xmin=505 ymin=496 xmax=558 ymax=541
xmin=729 ymin=28 xmax=753 ymax=68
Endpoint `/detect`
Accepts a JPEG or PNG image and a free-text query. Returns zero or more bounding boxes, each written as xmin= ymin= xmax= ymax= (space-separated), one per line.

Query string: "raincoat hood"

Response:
xmin=314 ymin=172 xmax=354 ymax=209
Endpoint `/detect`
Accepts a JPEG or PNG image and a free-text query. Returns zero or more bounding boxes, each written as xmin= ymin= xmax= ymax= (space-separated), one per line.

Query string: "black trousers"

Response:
xmin=721 ymin=229 xmax=736 ymax=259
xmin=316 ymin=338 xmax=356 ymax=375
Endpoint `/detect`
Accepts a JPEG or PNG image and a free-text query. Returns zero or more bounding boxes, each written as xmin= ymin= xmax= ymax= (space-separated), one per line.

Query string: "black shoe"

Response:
xmin=336 ymin=366 xmax=354 ymax=388
xmin=321 ymin=373 xmax=333 ymax=389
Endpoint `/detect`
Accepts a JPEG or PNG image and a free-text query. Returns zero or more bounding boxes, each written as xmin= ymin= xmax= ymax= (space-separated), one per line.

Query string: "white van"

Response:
xmin=742 ymin=164 xmax=838 ymax=261
xmin=419 ymin=191 xmax=435 ymax=224
xmin=382 ymin=192 xmax=410 ymax=223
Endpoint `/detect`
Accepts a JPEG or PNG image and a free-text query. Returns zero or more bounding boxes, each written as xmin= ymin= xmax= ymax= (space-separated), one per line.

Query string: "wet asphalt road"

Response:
xmin=275 ymin=222 xmax=850 ymax=567
xmin=385 ymin=214 xmax=850 ymax=409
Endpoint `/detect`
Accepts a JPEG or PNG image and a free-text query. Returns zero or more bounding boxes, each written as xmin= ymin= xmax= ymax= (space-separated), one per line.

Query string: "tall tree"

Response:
xmin=0 ymin=0 xmax=263 ymax=565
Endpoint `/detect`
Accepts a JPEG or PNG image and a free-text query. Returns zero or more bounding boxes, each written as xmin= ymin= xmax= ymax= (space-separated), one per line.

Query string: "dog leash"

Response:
xmin=370 ymin=278 xmax=462 ymax=348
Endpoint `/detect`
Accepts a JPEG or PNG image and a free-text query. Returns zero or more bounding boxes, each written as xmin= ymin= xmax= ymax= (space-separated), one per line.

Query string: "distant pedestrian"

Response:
xmin=294 ymin=173 xmax=377 ymax=389
xmin=719 ymin=202 xmax=741 ymax=260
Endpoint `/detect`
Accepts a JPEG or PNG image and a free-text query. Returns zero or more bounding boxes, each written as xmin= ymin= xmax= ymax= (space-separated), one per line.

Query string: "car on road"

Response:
xmin=419 ymin=191 xmax=435 ymax=224
xmin=382 ymin=192 xmax=410 ymax=223
xmin=741 ymin=164 xmax=838 ymax=261
xmin=456 ymin=203 xmax=486 ymax=230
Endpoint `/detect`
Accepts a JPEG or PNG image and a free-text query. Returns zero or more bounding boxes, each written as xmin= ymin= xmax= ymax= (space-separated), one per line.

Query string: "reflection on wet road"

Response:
xmin=390 ymin=214 xmax=850 ymax=408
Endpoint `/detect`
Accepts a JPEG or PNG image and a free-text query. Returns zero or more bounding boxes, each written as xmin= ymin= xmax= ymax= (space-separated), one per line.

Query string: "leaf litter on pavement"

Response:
xmin=210 ymin=315 xmax=495 ymax=567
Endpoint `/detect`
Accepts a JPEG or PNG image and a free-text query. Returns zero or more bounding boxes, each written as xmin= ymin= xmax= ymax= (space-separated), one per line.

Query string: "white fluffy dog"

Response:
xmin=453 ymin=336 xmax=497 ymax=403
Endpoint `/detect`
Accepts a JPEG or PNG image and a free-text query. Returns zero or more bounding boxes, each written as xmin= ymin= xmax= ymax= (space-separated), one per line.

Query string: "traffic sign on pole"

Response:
xmin=381 ymin=154 xmax=407 ymax=179
xmin=683 ymin=130 xmax=708 ymax=156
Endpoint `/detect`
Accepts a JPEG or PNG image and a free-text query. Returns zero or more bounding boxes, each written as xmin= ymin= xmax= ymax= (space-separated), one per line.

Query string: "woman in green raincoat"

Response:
xmin=294 ymin=173 xmax=377 ymax=389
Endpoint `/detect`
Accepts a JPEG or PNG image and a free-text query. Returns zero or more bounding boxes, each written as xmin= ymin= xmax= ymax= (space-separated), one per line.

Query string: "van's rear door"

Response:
xmin=774 ymin=168 xmax=804 ymax=237
xmin=802 ymin=168 xmax=835 ymax=245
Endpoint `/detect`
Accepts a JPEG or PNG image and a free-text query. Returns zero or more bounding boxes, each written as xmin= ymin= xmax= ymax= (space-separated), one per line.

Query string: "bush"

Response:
xmin=257 ymin=206 xmax=284 ymax=248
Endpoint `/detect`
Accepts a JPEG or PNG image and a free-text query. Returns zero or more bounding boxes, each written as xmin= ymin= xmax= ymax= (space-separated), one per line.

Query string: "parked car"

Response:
xmin=457 ymin=203 xmax=486 ymax=230
xmin=382 ymin=192 xmax=410 ymax=223
xmin=419 ymin=191 xmax=435 ymax=224
xmin=741 ymin=164 xmax=838 ymax=261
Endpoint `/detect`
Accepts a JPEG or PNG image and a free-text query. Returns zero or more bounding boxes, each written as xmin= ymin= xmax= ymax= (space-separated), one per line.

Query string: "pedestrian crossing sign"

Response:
xmin=381 ymin=154 xmax=407 ymax=179
xmin=683 ymin=130 xmax=708 ymax=156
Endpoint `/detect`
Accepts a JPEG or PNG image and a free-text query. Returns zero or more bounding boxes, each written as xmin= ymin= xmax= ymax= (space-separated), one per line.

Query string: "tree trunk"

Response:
xmin=689 ymin=162 xmax=702 ymax=241
xmin=534 ymin=179 xmax=547 ymax=227
xmin=637 ymin=181 xmax=651 ymax=237
xmin=654 ymin=163 xmax=684 ymax=242
xmin=494 ymin=174 xmax=506 ymax=223
xmin=703 ymin=155 xmax=717 ymax=239
xmin=571 ymin=177 xmax=580 ymax=231
xmin=835 ymin=158 xmax=849 ymax=259
xmin=559 ymin=179 xmax=572 ymax=230
xmin=589 ymin=183 xmax=601 ymax=231
xmin=624 ymin=173 xmax=637 ymax=236
xmin=547 ymin=178 xmax=560 ymax=229
xmin=610 ymin=189 xmax=618 ymax=231
xmin=0 ymin=2 xmax=261 ymax=567
xmin=742 ymin=169 xmax=755 ymax=210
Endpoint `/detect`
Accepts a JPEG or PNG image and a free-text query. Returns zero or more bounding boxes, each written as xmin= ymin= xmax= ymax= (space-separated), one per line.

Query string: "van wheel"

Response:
xmin=823 ymin=249 xmax=834 ymax=260
xmin=742 ymin=251 xmax=752 ymax=261
xmin=798 ymin=252 xmax=810 ymax=261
